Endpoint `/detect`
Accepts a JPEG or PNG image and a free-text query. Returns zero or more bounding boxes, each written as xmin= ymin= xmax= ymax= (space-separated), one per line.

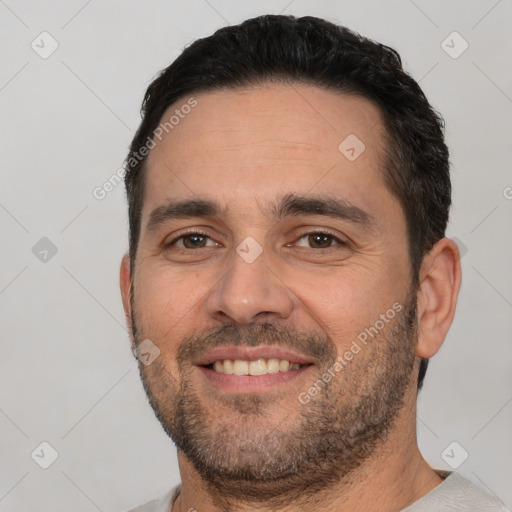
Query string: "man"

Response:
xmin=120 ymin=14 xmax=506 ymax=512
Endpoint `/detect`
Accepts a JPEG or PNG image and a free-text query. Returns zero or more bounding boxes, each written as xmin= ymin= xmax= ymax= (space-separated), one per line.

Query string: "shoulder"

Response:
xmin=402 ymin=471 xmax=508 ymax=511
xmin=125 ymin=484 xmax=180 ymax=512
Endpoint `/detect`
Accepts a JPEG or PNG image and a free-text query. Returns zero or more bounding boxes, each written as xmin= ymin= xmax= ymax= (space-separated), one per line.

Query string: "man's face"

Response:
xmin=127 ymin=84 xmax=418 ymax=498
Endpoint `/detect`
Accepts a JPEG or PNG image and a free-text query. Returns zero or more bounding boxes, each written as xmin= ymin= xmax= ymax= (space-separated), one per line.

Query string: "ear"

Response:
xmin=415 ymin=238 xmax=462 ymax=359
xmin=120 ymin=254 xmax=133 ymax=331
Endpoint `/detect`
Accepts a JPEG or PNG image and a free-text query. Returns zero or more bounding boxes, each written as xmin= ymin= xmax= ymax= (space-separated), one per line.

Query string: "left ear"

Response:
xmin=415 ymin=237 xmax=462 ymax=358
xmin=120 ymin=253 xmax=134 ymax=344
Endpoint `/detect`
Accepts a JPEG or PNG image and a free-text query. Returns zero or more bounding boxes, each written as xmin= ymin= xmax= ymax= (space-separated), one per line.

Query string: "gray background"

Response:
xmin=1 ymin=0 xmax=511 ymax=510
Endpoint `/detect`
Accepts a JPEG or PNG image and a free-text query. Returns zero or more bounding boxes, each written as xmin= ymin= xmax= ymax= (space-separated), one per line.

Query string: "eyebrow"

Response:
xmin=146 ymin=193 xmax=378 ymax=235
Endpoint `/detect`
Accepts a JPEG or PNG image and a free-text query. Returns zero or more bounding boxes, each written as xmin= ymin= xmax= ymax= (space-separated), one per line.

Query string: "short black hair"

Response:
xmin=124 ymin=14 xmax=452 ymax=391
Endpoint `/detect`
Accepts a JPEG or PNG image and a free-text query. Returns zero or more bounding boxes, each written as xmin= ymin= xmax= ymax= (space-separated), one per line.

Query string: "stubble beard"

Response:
xmin=131 ymin=290 xmax=418 ymax=506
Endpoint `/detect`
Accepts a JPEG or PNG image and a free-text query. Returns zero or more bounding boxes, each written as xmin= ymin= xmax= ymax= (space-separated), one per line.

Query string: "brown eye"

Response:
xmin=308 ymin=233 xmax=334 ymax=248
xmin=168 ymin=232 xmax=216 ymax=249
xmin=182 ymin=234 xmax=208 ymax=248
xmin=295 ymin=232 xmax=344 ymax=249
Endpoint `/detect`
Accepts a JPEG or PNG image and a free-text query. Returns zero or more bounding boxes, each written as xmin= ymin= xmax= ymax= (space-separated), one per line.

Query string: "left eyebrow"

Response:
xmin=145 ymin=193 xmax=378 ymax=235
xmin=267 ymin=193 xmax=378 ymax=235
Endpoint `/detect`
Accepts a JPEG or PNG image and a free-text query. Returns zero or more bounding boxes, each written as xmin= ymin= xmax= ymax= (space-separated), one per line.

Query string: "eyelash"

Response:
xmin=166 ymin=229 xmax=346 ymax=250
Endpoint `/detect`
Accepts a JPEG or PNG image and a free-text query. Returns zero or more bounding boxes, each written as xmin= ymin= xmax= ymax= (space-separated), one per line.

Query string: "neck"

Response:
xmin=172 ymin=393 xmax=443 ymax=512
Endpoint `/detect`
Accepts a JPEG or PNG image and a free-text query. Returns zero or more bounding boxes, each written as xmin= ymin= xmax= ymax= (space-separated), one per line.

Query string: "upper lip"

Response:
xmin=194 ymin=346 xmax=314 ymax=366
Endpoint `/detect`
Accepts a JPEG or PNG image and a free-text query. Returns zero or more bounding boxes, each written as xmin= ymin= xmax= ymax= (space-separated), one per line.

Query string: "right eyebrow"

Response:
xmin=146 ymin=199 xmax=225 ymax=233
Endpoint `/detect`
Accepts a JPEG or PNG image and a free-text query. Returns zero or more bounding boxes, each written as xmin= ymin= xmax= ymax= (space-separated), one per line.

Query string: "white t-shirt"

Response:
xmin=127 ymin=471 xmax=509 ymax=511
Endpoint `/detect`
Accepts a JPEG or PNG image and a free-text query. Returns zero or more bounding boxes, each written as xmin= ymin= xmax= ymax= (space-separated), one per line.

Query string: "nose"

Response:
xmin=205 ymin=241 xmax=294 ymax=325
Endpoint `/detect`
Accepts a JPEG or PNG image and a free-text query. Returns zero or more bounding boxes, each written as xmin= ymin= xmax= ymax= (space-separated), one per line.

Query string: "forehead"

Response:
xmin=141 ymin=83 xmax=401 ymax=229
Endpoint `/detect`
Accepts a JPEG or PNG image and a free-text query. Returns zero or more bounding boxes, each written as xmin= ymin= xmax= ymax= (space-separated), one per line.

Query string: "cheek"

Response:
xmin=133 ymin=266 xmax=207 ymax=349
xmin=288 ymin=265 xmax=404 ymax=351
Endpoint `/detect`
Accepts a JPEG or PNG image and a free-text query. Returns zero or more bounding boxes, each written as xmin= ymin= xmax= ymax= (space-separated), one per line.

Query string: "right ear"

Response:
xmin=120 ymin=254 xmax=132 ymax=331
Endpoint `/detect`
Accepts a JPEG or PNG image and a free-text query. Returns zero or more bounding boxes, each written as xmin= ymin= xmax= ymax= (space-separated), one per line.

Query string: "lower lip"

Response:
xmin=197 ymin=365 xmax=312 ymax=392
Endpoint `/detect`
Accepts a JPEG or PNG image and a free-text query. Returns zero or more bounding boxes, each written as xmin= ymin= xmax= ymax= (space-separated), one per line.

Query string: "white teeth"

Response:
xmin=279 ymin=360 xmax=290 ymax=372
xmin=267 ymin=358 xmax=280 ymax=374
xmin=233 ymin=360 xmax=249 ymax=375
xmin=210 ymin=358 xmax=304 ymax=375
xmin=223 ymin=359 xmax=234 ymax=374
xmin=248 ymin=359 xmax=267 ymax=376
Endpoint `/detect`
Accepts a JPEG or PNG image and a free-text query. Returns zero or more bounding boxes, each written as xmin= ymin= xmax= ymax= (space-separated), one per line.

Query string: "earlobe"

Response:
xmin=415 ymin=238 xmax=462 ymax=359
xmin=120 ymin=254 xmax=132 ymax=326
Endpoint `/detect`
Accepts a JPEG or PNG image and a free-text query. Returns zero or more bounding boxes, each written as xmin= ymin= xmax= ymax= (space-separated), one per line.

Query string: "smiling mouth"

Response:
xmin=202 ymin=358 xmax=311 ymax=376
